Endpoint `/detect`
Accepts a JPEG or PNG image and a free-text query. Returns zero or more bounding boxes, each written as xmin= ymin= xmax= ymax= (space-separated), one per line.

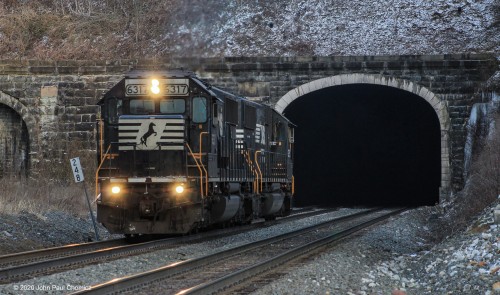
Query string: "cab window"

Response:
xmin=130 ymin=99 xmax=154 ymax=114
xmin=160 ymin=99 xmax=185 ymax=114
xmin=192 ymin=97 xmax=207 ymax=123
xmin=107 ymin=98 xmax=122 ymax=124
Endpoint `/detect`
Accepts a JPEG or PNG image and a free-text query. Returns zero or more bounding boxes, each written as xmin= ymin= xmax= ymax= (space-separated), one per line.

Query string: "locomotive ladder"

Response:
xmin=244 ymin=150 xmax=259 ymax=194
xmin=95 ymin=144 xmax=112 ymax=198
xmin=185 ymin=142 xmax=207 ymax=198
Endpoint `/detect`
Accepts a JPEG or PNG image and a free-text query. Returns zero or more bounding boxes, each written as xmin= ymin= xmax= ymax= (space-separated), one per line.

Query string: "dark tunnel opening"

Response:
xmin=284 ymin=84 xmax=441 ymax=208
xmin=0 ymin=104 xmax=30 ymax=178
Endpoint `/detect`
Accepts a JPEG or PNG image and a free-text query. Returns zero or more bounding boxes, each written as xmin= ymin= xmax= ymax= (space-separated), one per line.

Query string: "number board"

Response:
xmin=125 ymin=79 xmax=189 ymax=96
xmin=70 ymin=157 xmax=85 ymax=183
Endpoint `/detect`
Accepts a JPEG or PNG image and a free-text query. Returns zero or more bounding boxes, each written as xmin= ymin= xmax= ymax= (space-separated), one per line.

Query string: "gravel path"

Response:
xmin=0 ymin=203 xmax=499 ymax=294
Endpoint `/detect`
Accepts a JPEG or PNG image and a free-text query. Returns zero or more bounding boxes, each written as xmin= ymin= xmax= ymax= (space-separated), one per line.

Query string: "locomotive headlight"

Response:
xmin=111 ymin=186 xmax=121 ymax=194
xmin=151 ymin=79 xmax=160 ymax=95
xmin=175 ymin=184 xmax=184 ymax=194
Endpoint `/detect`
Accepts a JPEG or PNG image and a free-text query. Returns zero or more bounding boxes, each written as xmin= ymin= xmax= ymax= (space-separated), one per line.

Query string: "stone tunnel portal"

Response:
xmin=0 ymin=104 xmax=30 ymax=178
xmin=284 ymin=84 xmax=442 ymax=207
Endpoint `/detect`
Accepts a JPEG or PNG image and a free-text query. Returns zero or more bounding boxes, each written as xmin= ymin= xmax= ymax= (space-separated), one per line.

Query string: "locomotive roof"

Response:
xmin=125 ymin=69 xmax=195 ymax=79
xmin=98 ymin=70 xmax=293 ymax=124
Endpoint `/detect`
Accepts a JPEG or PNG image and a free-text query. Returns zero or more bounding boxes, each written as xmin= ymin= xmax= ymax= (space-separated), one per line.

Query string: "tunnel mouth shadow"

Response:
xmin=0 ymin=104 xmax=30 ymax=178
xmin=285 ymin=84 xmax=441 ymax=208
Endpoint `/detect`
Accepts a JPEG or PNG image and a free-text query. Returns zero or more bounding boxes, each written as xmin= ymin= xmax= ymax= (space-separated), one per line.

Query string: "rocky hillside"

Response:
xmin=0 ymin=0 xmax=498 ymax=60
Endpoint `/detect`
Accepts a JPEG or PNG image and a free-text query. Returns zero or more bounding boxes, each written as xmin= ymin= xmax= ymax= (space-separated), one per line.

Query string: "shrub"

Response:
xmin=419 ymin=111 xmax=500 ymax=243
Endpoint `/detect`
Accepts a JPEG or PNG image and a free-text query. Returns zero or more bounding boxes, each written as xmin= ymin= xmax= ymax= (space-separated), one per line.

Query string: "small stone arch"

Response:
xmin=0 ymin=91 xmax=38 ymax=176
xmin=275 ymin=73 xmax=451 ymax=196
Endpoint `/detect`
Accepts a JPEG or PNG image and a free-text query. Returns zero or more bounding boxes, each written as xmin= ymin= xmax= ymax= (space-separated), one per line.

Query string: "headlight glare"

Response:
xmin=175 ymin=185 xmax=184 ymax=194
xmin=111 ymin=186 xmax=121 ymax=194
xmin=151 ymin=79 xmax=160 ymax=94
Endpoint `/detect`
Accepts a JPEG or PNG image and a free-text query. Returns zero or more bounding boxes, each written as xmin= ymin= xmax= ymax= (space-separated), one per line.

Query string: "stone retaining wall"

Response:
xmin=0 ymin=54 xmax=497 ymax=192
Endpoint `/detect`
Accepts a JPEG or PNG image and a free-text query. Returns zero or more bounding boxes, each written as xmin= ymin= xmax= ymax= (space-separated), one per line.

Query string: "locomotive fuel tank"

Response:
xmin=262 ymin=193 xmax=285 ymax=216
xmin=210 ymin=195 xmax=241 ymax=223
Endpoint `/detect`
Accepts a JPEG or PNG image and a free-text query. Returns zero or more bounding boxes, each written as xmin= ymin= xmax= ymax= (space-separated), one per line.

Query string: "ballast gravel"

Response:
xmin=253 ymin=202 xmax=500 ymax=295
xmin=0 ymin=208 xmax=364 ymax=294
xmin=0 ymin=202 xmax=499 ymax=294
xmin=0 ymin=211 xmax=120 ymax=254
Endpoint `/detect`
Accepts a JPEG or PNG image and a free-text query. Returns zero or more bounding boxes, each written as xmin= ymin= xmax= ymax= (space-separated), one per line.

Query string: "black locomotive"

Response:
xmin=96 ymin=70 xmax=294 ymax=235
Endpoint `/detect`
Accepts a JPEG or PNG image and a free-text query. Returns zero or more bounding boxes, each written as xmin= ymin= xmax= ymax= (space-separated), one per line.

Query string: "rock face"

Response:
xmin=0 ymin=1 xmax=497 ymax=59
xmin=216 ymin=0 xmax=499 ymax=57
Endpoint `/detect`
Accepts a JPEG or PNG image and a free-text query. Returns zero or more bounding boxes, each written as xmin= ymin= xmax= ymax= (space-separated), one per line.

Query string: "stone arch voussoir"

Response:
xmin=275 ymin=74 xmax=451 ymax=197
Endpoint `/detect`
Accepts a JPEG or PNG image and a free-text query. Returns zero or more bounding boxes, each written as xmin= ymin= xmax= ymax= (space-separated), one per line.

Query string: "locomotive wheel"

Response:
xmin=124 ymin=233 xmax=147 ymax=242
xmin=189 ymin=224 xmax=200 ymax=235
xmin=264 ymin=216 xmax=277 ymax=221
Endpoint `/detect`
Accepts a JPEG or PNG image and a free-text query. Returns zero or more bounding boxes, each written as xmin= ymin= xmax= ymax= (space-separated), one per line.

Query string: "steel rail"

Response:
xmin=0 ymin=207 xmax=332 ymax=283
xmin=0 ymin=239 xmax=127 ymax=269
xmin=73 ymin=208 xmax=382 ymax=294
xmin=0 ymin=206 xmax=316 ymax=267
xmin=184 ymin=208 xmax=407 ymax=295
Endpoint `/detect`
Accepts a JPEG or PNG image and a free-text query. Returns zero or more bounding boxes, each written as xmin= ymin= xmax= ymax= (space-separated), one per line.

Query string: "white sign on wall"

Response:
xmin=70 ymin=157 xmax=85 ymax=183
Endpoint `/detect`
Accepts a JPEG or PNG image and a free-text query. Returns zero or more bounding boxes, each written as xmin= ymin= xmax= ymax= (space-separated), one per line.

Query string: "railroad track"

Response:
xmin=0 ymin=206 xmax=333 ymax=284
xmin=0 ymin=238 xmax=128 ymax=270
xmin=73 ymin=208 xmax=405 ymax=295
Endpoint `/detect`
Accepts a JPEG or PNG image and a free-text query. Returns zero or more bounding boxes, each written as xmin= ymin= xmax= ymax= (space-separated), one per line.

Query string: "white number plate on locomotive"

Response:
xmin=125 ymin=79 xmax=189 ymax=96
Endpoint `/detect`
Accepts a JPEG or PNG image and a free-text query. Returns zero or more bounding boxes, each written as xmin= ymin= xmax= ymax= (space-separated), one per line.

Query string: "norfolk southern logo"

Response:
xmin=140 ymin=122 xmax=157 ymax=147
xmin=118 ymin=118 xmax=184 ymax=151
xmin=134 ymin=120 xmax=167 ymax=150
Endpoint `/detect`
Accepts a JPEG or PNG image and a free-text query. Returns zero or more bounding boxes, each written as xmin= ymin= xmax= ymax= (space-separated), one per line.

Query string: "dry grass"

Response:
xmin=0 ymin=6 xmax=122 ymax=59
xmin=32 ymin=140 xmax=97 ymax=185
xmin=419 ymin=111 xmax=500 ymax=243
xmin=0 ymin=1 xmax=183 ymax=60
xmin=0 ymin=178 xmax=88 ymax=215
xmin=0 ymin=140 xmax=97 ymax=216
xmin=453 ymin=112 xmax=500 ymax=222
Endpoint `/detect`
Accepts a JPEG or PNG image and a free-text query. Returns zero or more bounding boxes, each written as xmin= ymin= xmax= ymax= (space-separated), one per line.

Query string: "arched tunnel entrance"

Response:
xmin=0 ymin=104 xmax=30 ymax=178
xmin=284 ymin=83 xmax=441 ymax=207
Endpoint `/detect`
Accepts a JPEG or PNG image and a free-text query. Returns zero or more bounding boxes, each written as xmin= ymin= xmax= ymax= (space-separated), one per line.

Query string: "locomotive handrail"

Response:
xmin=244 ymin=150 xmax=258 ymax=193
xmin=246 ymin=150 xmax=259 ymax=193
xmin=185 ymin=142 xmax=207 ymax=197
xmin=95 ymin=144 xmax=112 ymax=198
xmin=197 ymin=131 xmax=209 ymax=159
xmin=254 ymin=150 xmax=263 ymax=193
xmin=199 ymin=131 xmax=209 ymax=195
xmin=98 ymin=118 xmax=104 ymax=162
